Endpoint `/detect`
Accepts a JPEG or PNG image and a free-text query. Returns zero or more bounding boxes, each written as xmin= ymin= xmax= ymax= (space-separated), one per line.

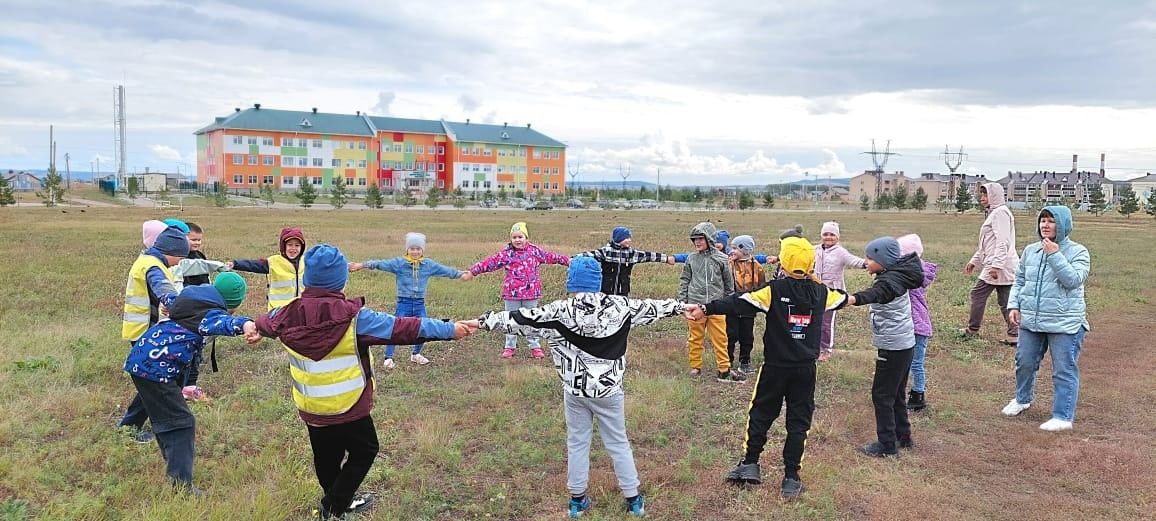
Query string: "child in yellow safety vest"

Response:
xmin=228 ymin=227 xmax=306 ymax=311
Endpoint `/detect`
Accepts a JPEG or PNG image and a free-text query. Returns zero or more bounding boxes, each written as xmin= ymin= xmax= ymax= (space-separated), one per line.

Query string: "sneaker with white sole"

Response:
xmin=1039 ymin=418 xmax=1073 ymax=432
xmin=1001 ymin=399 xmax=1031 ymax=417
xmin=382 ymin=358 xmax=396 ymax=370
xmin=410 ymin=353 xmax=430 ymax=365
xmin=500 ymin=348 xmax=516 ymax=359
xmin=530 ymin=348 xmax=546 ymax=359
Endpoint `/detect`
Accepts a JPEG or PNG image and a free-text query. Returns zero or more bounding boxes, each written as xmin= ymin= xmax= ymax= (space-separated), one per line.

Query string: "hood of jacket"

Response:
xmin=880 ymin=252 xmax=926 ymax=291
xmin=265 ymin=288 xmax=363 ymax=361
xmin=279 ymin=227 xmax=306 ymax=260
xmin=982 ymin=182 xmax=1006 ymax=209
xmin=168 ymin=285 xmax=228 ymax=333
xmin=1039 ymin=205 xmax=1074 ymax=243
xmin=689 ymin=222 xmax=718 ymax=249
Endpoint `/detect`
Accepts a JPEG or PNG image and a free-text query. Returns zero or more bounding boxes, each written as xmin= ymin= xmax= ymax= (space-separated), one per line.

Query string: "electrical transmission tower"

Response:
xmin=861 ymin=139 xmax=900 ymax=198
xmin=941 ymin=145 xmax=968 ymax=198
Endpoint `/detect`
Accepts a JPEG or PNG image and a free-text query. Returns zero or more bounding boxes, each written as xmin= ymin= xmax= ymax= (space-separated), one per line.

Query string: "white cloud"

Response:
xmin=0 ymin=136 xmax=29 ymax=156
xmin=370 ymin=91 xmax=395 ymax=115
xmin=150 ymin=144 xmax=181 ymax=161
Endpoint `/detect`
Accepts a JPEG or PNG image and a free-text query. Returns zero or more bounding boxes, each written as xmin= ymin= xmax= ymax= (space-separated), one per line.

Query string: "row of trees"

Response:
xmin=858 ymin=186 xmax=933 ymax=212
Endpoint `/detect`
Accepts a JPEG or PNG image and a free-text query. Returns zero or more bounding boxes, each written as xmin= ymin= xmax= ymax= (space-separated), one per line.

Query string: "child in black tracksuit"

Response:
xmin=848 ymin=237 xmax=925 ymax=457
xmin=694 ymin=236 xmax=849 ymax=500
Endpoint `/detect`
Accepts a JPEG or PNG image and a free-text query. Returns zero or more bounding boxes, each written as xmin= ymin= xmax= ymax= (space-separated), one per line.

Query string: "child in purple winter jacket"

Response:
xmin=463 ymin=222 xmax=570 ymax=359
xmin=813 ymin=222 xmax=866 ymax=361
xmin=897 ymin=234 xmax=938 ymax=411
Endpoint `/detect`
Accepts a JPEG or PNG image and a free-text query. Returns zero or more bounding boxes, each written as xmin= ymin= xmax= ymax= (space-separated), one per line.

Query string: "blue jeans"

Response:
xmin=910 ymin=335 xmax=929 ymax=393
xmin=1014 ymin=328 xmax=1086 ymax=422
xmin=384 ymin=297 xmax=427 ymax=358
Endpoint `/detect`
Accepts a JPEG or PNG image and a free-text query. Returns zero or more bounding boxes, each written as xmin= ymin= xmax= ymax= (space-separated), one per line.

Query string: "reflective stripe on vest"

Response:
xmin=285 ymin=318 xmax=367 ymax=416
xmin=122 ymin=254 xmax=173 ymax=341
xmin=267 ymin=254 xmax=303 ymax=311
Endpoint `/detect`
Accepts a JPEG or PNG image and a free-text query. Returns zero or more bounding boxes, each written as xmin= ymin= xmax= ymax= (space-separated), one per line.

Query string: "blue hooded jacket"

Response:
xmin=1007 ymin=205 xmax=1090 ymax=334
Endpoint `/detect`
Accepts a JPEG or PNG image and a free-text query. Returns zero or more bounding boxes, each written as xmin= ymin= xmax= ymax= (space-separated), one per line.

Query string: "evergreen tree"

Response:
xmin=874 ymin=192 xmax=892 ymax=210
xmin=295 ymin=180 xmax=318 ymax=208
xmin=364 ymin=183 xmax=383 ymax=208
xmin=892 ymin=185 xmax=909 ymax=210
xmin=1117 ymin=184 xmax=1140 ymax=218
xmin=1088 ymin=184 xmax=1107 ymax=215
xmin=859 ymin=193 xmax=870 ymax=211
xmin=912 ymin=186 xmax=928 ymax=211
xmin=329 ymin=177 xmax=349 ymax=209
xmin=424 ymin=187 xmax=441 ymax=208
xmin=126 ymin=177 xmax=139 ymax=200
xmin=400 ymin=190 xmax=417 ymax=207
xmin=935 ymin=197 xmax=952 ymax=213
xmin=498 ymin=187 xmax=508 ymax=202
xmin=954 ymin=183 xmax=974 ymax=213
xmin=514 ymin=189 xmax=525 ymax=200
xmin=0 ymin=175 xmax=15 ymax=207
xmin=260 ymin=183 xmax=276 ymax=206
xmin=212 ymin=182 xmax=229 ymax=208
xmin=738 ymin=189 xmax=755 ymax=210
xmin=1147 ymin=190 xmax=1156 ymax=219
xmin=763 ymin=190 xmax=776 ymax=209
xmin=36 ymin=168 xmax=66 ymax=207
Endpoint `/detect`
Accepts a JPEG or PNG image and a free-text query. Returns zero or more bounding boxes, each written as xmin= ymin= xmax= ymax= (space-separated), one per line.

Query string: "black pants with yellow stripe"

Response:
xmin=741 ymin=363 xmax=816 ymax=478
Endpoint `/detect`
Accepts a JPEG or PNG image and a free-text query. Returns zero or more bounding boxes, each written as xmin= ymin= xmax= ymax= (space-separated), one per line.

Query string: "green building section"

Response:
xmin=280 ymin=146 xmax=307 ymax=157
xmin=249 ymin=144 xmax=259 ymax=155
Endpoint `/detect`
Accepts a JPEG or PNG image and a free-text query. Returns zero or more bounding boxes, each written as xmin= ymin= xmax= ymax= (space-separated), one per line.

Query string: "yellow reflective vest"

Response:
xmin=267 ymin=254 xmax=304 ymax=311
xmin=122 ymin=254 xmax=174 ymax=341
xmin=285 ymin=319 xmax=369 ymax=416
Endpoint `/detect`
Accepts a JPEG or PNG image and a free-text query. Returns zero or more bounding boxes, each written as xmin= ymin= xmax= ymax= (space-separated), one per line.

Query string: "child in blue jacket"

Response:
xmin=122 ymin=272 xmax=255 ymax=492
xmin=348 ymin=232 xmax=466 ymax=368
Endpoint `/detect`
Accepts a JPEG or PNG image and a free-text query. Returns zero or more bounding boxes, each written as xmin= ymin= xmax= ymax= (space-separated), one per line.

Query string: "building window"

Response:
xmin=498 ymin=149 xmax=506 ymax=157
xmin=483 ymin=165 xmax=492 ymax=172
xmin=312 ymin=139 xmax=322 ymax=148
xmin=472 ymin=164 xmax=480 ymax=172
xmin=403 ymin=143 xmax=412 ymax=153
xmin=532 ymin=183 xmax=540 ymax=190
xmin=312 ymin=176 xmax=322 ymax=185
xmin=282 ymin=137 xmax=293 ymax=146
xmin=484 ymin=181 xmax=492 ymax=189
xmin=346 ymin=160 xmax=355 ymax=168
xmin=472 ymin=147 xmax=481 ymax=155
xmin=262 ymin=137 xmax=274 ymax=146
xmin=296 ymin=139 xmax=306 ymax=148
xmin=532 ymin=167 xmax=540 ymax=174
xmin=233 ymin=136 xmax=243 ymax=145
xmin=393 ymin=143 xmax=402 ymax=153
xmin=332 ymin=159 xmax=341 ymax=167
xmin=312 ymin=158 xmax=323 ymax=167
xmin=552 ymin=167 xmax=559 ymax=175
xmin=552 ymin=183 xmax=559 ymax=190
xmin=437 ymin=179 xmax=444 ymax=189
xmin=416 ymin=161 xmax=425 ymax=171
xmin=358 ymin=141 xmax=366 ymax=150
xmin=232 ymin=155 xmax=243 ymax=165
xmin=233 ymin=175 xmax=243 ymax=184
xmin=282 ymin=156 xmax=294 ymax=166
xmin=247 ymin=155 xmax=257 ymax=165
xmin=462 ymin=146 xmax=470 ymax=155
xmin=247 ymin=137 xmax=257 ymax=145
xmin=263 ymin=175 xmax=274 ymax=185
xmin=416 ymin=145 xmax=424 ymax=154
xmin=533 ymin=150 xmax=541 ymax=159
xmin=438 ymin=163 xmax=445 ymax=172
xmin=297 ymin=157 xmax=307 ymax=166
xmin=438 ymin=146 xmax=445 ymax=154
xmin=263 ymin=156 xmax=274 ymax=166
xmin=483 ymin=148 xmax=491 ymax=156
xmin=248 ymin=175 xmax=258 ymax=184
xmin=497 ymin=166 xmax=505 ymax=173
xmin=358 ymin=177 xmax=366 ymax=186
xmin=358 ymin=160 xmax=367 ymax=168
xmin=283 ymin=176 xmax=295 ymax=185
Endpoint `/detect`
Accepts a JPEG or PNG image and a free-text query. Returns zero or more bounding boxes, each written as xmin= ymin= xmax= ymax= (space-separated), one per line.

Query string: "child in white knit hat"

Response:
xmin=348 ymin=232 xmax=467 ymax=368
xmin=813 ymin=221 xmax=866 ymax=361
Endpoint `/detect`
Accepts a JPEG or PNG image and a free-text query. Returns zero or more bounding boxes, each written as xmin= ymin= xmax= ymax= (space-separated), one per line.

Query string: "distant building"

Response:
xmin=194 ymin=105 xmax=567 ymax=196
xmin=996 ymin=171 xmax=1113 ymax=205
xmin=3 ymin=170 xmax=42 ymax=191
xmin=126 ymin=171 xmax=183 ymax=193
xmin=1125 ymin=173 xmax=1156 ymax=200
xmin=849 ymin=170 xmax=990 ymax=204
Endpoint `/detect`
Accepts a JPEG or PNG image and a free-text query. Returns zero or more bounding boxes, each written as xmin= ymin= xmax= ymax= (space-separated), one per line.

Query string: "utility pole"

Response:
xmin=618 ymin=164 xmax=631 ymax=196
xmin=861 ymin=139 xmax=899 ymax=199
xmin=567 ymin=160 xmax=581 ymax=198
xmin=941 ymin=145 xmax=967 ymax=201
xmin=64 ymin=153 xmax=71 ymax=189
xmin=656 ymin=167 xmax=661 ymax=202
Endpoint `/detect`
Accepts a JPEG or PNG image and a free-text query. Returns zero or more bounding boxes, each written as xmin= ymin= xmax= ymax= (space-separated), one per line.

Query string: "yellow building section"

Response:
xmin=497 ymin=147 xmax=525 ymax=167
xmin=333 ymin=147 xmax=364 ymax=161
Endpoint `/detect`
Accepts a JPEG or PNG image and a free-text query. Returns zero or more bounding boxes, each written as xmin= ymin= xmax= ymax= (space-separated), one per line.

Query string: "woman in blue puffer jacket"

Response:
xmin=1000 ymin=205 xmax=1090 ymax=432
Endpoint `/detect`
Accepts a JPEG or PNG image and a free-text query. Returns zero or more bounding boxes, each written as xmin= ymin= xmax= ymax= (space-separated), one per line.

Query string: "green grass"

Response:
xmin=0 ymin=207 xmax=1152 ymax=520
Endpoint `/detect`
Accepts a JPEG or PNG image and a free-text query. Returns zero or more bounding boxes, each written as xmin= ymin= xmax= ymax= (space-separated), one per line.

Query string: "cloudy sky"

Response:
xmin=2 ymin=0 xmax=1155 ymax=185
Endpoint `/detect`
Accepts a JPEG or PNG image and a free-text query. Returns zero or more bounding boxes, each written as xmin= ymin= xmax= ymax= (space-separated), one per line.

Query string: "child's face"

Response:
xmin=510 ymin=232 xmax=527 ymax=249
xmin=730 ymin=241 xmax=749 ymax=258
xmin=407 ymin=246 xmax=424 ymax=258
xmin=618 ymin=237 xmax=633 ymax=248
xmin=821 ymin=232 xmax=838 ymax=247
xmin=692 ymin=236 xmax=708 ymax=252
xmin=187 ymin=231 xmax=203 ymax=252
xmin=864 ymin=257 xmax=885 ymax=274
xmin=163 ymin=254 xmax=186 ymax=267
xmin=1039 ymin=216 xmax=1057 ymax=240
xmin=714 ymin=242 xmax=725 ymax=252
xmin=284 ymin=239 xmax=303 ymax=259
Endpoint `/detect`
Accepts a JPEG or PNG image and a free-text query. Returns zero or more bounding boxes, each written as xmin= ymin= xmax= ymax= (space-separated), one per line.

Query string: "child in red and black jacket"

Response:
xmin=229 ymin=227 xmax=306 ymax=311
xmin=253 ymin=244 xmax=478 ymax=520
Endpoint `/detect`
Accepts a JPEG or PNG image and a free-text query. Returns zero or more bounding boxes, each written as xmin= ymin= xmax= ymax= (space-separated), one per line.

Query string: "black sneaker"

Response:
xmin=346 ymin=492 xmax=374 ymax=514
xmin=725 ymin=462 xmax=762 ymax=484
xmin=780 ymin=477 xmax=805 ymax=500
xmin=898 ymin=434 xmax=915 ymax=450
xmin=906 ymin=391 xmax=926 ymax=411
xmin=739 ymin=362 xmax=755 ymax=375
xmin=717 ymin=370 xmax=747 ymax=383
xmin=859 ymin=441 xmax=898 ymax=458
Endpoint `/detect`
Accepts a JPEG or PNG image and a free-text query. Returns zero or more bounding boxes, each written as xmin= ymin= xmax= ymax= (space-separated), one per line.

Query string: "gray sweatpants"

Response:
xmin=503 ymin=299 xmax=541 ymax=349
xmin=564 ymin=392 xmax=640 ymax=497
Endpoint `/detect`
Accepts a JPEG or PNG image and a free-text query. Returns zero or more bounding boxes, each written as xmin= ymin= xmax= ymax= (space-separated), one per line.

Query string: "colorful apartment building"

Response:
xmin=195 ymin=105 xmax=567 ymax=195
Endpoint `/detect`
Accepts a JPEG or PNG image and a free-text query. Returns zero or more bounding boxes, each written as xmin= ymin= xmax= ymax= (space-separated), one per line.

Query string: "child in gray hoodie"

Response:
xmin=679 ymin=222 xmax=744 ymax=382
xmin=847 ymin=237 xmax=924 ymax=457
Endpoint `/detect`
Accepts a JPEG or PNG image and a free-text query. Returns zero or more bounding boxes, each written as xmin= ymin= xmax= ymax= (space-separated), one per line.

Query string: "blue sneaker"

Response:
xmin=568 ymin=496 xmax=591 ymax=518
xmin=625 ymin=495 xmax=646 ymax=517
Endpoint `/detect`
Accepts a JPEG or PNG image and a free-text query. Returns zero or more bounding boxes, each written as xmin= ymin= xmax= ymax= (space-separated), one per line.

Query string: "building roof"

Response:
xmin=1125 ymin=173 xmax=1156 ymax=183
xmin=442 ymin=120 xmax=566 ymax=148
xmin=1000 ymin=171 xmax=1108 ymax=185
xmin=196 ymin=107 xmax=567 ymax=147
xmin=196 ymin=107 xmax=375 ymax=137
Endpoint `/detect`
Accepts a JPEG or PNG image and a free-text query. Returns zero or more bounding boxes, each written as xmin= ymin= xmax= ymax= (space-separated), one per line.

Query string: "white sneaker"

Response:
xmin=410 ymin=353 xmax=430 ymax=365
xmin=1001 ymin=399 xmax=1031 ymax=416
xmin=382 ymin=358 xmax=396 ymax=369
xmin=1039 ymin=418 xmax=1073 ymax=432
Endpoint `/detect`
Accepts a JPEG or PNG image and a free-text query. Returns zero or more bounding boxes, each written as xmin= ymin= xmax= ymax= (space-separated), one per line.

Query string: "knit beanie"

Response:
xmin=510 ymin=222 xmax=529 ymax=239
xmin=302 ymin=244 xmax=349 ymax=291
xmin=731 ymin=235 xmax=755 ymax=255
xmin=566 ymin=256 xmax=602 ymax=293
xmin=780 ymin=224 xmax=805 ymax=240
xmin=212 ymin=272 xmax=248 ymax=309
xmin=715 ymin=229 xmax=731 ymax=249
xmin=142 ymin=220 xmax=167 ymax=248
xmin=153 ymin=226 xmax=190 ymax=257
xmin=779 ymin=237 xmax=816 ymax=276
xmin=405 ymin=232 xmax=427 ymax=250
xmin=864 ymin=237 xmax=902 ymax=270
xmin=897 ymin=234 xmax=924 ymax=258
xmin=163 ymin=218 xmax=190 ymax=234
xmin=611 ymin=226 xmax=632 ymax=244
xmin=821 ymin=221 xmax=840 ymax=237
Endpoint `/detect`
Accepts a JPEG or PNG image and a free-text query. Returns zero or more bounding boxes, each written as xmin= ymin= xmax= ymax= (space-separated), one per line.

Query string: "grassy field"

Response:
xmin=0 ymin=207 xmax=1153 ymax=521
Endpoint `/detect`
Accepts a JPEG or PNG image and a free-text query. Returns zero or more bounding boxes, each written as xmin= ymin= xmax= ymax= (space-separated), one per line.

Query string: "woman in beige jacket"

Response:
xmin=962 ymin=182 xmax=1019 ymax=344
